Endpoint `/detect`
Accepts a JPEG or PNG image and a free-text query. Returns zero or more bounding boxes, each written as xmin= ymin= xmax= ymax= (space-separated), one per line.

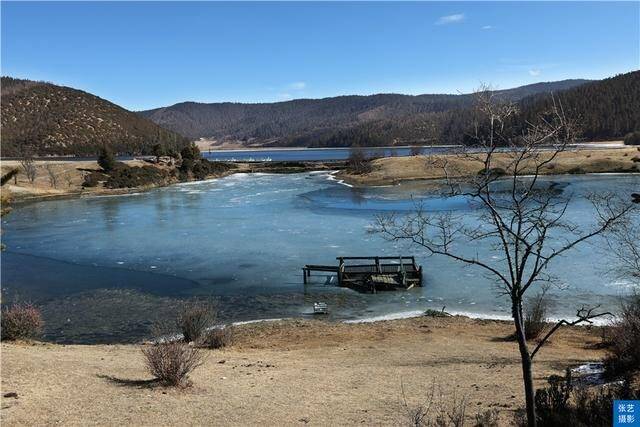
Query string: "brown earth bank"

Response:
xmin=338 ymin=147 xmax=640 ymax=186
xmin=1 ymin=316 xmax=606 ymax=426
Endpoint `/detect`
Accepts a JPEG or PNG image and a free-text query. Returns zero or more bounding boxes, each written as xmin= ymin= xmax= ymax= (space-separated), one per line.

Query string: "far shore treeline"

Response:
xmin=1 ymin=71 xmax=639 ymax=157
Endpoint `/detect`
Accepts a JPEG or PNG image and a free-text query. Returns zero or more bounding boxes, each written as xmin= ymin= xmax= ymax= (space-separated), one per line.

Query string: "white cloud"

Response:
xmin=528 ymin=69 xmax=541 ymax=77
xmin=435 ymin=14 xmax=465 ymax=25
xmin=288 ymin=81 xmax=306 ymax=90
xmin=481 ymin=25 xmax=493 ymax=30
xmin=277 ymin=93 xmax=292 ymax=100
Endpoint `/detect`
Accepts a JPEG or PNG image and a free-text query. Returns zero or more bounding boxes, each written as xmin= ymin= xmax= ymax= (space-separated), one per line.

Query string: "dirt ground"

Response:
xmin=1 ymin=316 xmax=606 ymax=426
xmin=338 ymin=147 xmax=640 ymax=186
xmin=0 ymin=159 xmax=151 ymax=201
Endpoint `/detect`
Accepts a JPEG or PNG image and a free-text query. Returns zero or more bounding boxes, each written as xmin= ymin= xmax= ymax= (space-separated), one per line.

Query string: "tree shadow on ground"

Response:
xmin=489 ymin=334 xmax=518 ymax=342
xmin=97 ymin=374 xmax=160 ymax=389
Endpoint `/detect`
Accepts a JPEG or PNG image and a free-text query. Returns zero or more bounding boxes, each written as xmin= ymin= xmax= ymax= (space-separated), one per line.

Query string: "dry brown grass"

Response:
xmin=338 ymin=148 xmax=640 ymax=186
xmin=1 ymin=316 xmax=606 ymax=426
xmin=0 ymin=159 xmax=151 ymax=200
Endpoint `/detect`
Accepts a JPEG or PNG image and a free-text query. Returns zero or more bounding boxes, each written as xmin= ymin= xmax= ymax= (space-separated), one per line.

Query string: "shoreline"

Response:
xmin=4 ymin=146 xmax=636 ymax=203
xmin=2 ymin=160 xmax=342 ymax=205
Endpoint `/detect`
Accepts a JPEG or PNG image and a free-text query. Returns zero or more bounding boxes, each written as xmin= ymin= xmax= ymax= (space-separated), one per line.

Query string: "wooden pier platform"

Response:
xmin=303 ymin=256 xmax=422 ymax=293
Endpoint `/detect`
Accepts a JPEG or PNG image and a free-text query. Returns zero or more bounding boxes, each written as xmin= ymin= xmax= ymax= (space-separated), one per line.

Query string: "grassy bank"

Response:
xmin=338 ymin=147 xmax=640 ymax=186
xmin=1 ymin=316 xmax=605 ymax=425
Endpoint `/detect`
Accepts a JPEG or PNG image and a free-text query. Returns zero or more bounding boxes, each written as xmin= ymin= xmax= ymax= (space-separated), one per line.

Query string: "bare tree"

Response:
xmin=375 ymin=86 xmax=635 ymax=426
xmin=347 ymin=147 xmax=371 ymax=174
xmin=19 ymin=155 xmax=37 ymax=184
xmin=605 ymin=206 xmax=640 ymax=285
xmin=63 ymin=171 xmax=75 ymax=188
xmin=44 ymin=164 xmax=59 ymax=189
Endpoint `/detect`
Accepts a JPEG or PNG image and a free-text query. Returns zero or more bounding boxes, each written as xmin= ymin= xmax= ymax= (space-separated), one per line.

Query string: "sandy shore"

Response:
xmin=1 ymin=316 xmax=606 ymax=426
xmin=338 ymin=147 xmax=640 ymax=186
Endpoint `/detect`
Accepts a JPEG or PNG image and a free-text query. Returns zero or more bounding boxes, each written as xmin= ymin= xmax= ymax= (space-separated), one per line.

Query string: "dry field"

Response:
xmin=0 ymin=159 xmax=151 ymax=201
xmin=1 ymin=316 xmax=606 ymax=426
xmin=338 ymin=147 xmax=640 ymax=186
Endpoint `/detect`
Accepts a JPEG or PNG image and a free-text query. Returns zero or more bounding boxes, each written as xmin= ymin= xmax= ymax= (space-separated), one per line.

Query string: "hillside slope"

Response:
xmin=519 ymin=71 xmax=640 ymax=141
xmin=140 ymin=80 xmax=590 ymax=146
xmin=1 ymin=77 xmax=189 ymax=156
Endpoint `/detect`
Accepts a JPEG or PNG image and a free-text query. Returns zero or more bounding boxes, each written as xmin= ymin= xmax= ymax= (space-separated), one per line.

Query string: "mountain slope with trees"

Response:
xmin=519 ymin=71 xmax=640 ymax=141
xmin=1 ymin=77 xmax=189 ymax=156
xmin=139 ymin=79 xmax=591 ymax=146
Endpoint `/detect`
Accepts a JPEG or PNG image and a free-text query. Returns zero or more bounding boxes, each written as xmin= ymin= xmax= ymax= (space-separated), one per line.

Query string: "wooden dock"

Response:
xmin=303 ymin=256 xmax=422 ymax=293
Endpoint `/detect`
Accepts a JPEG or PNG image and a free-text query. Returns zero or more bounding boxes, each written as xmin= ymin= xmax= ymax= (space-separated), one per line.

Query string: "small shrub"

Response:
xmin=424 ymin=308 xmax=451 ymax=318
xmin=623 ymin=131 xmax=640 ymax=146
xmin=527 ymin=369 xmax=640 ymax=427
xmin=177 ymin=301 xmax=216 ymax=343
xmin=399 ymin=382 xmax=470 ymax=427
xmin=604 ymin=293 xmax=640 ymax=379
xmin=142 ymin=341 xmax=204 ymax=387
xmin=1 ymin=303 xmax=44 ymax=341
xmin=568 ymin=167 xmax=584 ymax=174
xmin=82 ymin=171 xmax=109 ymax=188
xmin=474 ymin=409 xmax=499 ymax=427
xmin=199 ymin=326 xmax=234 ymax=349
xmin=435 ymin=393 xmax=467 ymax=427
xmin=97 ymin=146 xmax=117 ymax=171
xmin=535 ymin=370 xmax=573 ymax=418
xmin=524 ymin=292 xmax=549 ymax=340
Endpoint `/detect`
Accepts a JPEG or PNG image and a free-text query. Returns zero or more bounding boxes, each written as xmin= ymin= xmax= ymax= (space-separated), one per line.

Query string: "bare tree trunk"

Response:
xmin=513 ymin=299 xmax=537 ymax=427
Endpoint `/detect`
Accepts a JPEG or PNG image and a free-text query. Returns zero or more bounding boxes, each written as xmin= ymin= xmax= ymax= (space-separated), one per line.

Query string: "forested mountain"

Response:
xmin=519 ymin=71 xmax=640 ymax=141
xmin=3 ymin=72 xmax=636 ymax=155
xmin=139 ymin=79 xmax=590 ymax=146
xmin=1 ymin=77 xmax=189 ymax=156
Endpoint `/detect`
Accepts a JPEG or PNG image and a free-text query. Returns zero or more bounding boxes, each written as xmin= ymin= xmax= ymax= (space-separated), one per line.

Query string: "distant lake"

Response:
xmin=201 ymin=146 xmax=455 ymax=162
xmin=2 ymin=173 xmax=638 ymax=343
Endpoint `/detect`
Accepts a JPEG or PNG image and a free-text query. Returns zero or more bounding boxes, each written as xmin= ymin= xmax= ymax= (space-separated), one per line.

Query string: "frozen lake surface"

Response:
xmin=2 ymin=172 xmax=638 ymax=342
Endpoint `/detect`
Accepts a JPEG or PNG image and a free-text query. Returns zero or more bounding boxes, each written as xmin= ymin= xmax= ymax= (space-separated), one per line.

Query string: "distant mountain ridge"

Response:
xmin=1 ymin=77 xmax=189 ymax=156
xmin=139 ymin=79 xmax=591 ymax=145
xmin=2 ymin=72 xmax=637 ymax=156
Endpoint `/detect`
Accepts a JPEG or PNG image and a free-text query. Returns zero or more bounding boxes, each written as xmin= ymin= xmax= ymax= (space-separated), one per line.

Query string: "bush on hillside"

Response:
xmin=1 ymin=303 xmax=44 ymax=341
xmin=142 ymin=341 xmax=204 ymax=387
xmin=624 ymin=131 xmax=640 ymax=146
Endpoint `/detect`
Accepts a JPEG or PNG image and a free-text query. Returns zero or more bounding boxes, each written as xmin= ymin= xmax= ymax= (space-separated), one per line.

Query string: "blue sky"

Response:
xmin=2 ymin=1 xmax=639 ymax=110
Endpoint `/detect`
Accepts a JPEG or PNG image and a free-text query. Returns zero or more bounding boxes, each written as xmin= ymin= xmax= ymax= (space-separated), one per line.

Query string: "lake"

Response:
xmin=2 ymin=172 xmax=638 ymax=343
xmin=202 ymin=146 xmax=455 ymax=162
